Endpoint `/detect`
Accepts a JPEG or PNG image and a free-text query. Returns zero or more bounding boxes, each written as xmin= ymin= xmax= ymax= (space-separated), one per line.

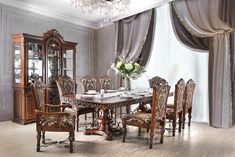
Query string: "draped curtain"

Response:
xmin=171 ymin=0 xmax=234 ymax=128
xmin=117 ymin=9 xmax=155 ymax=67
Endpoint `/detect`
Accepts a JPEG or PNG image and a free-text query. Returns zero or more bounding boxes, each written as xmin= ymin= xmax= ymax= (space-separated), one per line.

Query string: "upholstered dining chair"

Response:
xmin=80 ymin=75 xmax=97 ymax=93
xmin=56 ymin=75 xmax=95 ymax=132
xmin=166 ymin=79 xmax=186 ymax=136
xmin=122 ymin=76 xmax=170 ymax=149
xmin=33 ymin=80 xmax=75 ymax=153
xmin=182 ymin=79 xmax=196 ymax=129
xmin=98 ymin=75 xmax=113 ymax=91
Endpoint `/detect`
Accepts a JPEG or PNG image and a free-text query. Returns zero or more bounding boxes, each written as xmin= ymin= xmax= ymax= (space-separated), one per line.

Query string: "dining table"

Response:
xmin=61 ymin=91 xmax=152 ymax=141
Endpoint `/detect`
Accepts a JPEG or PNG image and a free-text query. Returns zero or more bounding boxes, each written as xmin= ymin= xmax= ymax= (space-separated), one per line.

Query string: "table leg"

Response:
xmin=84 ymin=109 xmax=113 ymax=141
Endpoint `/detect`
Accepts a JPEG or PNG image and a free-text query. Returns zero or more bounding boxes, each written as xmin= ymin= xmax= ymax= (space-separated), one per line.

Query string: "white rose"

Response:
xmin=125 ymin=63 xmax=134 ymax=71
xmin=116 ymin=61 xmax=123 ymax=69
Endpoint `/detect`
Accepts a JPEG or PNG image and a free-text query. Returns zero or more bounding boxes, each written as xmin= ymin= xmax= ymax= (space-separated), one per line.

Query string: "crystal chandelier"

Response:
xmin=70 ymin=0 xmax=129 ymax=17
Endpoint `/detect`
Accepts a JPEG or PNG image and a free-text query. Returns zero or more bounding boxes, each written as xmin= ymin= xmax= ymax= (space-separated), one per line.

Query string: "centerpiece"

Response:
xmin=111 ymin=56 xmax=145 ymax=90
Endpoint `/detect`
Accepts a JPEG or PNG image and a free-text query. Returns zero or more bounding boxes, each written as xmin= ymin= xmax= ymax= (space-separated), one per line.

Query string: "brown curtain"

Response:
xmin=171 ymin=0 xmax=234 ymax=128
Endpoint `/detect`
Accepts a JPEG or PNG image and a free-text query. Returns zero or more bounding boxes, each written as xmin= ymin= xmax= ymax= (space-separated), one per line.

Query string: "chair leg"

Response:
xmin=182 ymin=108 xmax=186 ymax=129
xmin=92 ymin=112 xmax=95 ymax=127
xmin=138 ymin=127 xmax=141 ymax=137
xmin=120 ymin=107 xmax=123 ymax=118
xmin=149 ymin=128 xmax=154 ymax=149
xmin=178 ymin=112 xmax=182 ymax=133
xmin=172 ymin=118 xmax=176 ymax=136
xmin=42 ymin=131 xmax=45 ymax=144
xmin=85 ymin=113 xmax=87 ymax=121
xmin=69 ymin=132 xmax=74 ymax=153
xmin=36 ymin=131 xmax=41 ymax=152
xmin=76 ymin=115 xmax=79 ymax=132
xmin=122 ymin=123 xmax=127 ymax=143
xmin=147 ymin=128 xmax=149 ymax=133
xmin=188 ymin=107 xmax=192 ymax=127
xmin=160 ymin=122 xmax=165 ymax=144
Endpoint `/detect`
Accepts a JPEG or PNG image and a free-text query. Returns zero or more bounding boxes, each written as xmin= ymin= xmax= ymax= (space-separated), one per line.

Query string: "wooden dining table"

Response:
xmin=61 ymin=93 xmax=152 ymax=141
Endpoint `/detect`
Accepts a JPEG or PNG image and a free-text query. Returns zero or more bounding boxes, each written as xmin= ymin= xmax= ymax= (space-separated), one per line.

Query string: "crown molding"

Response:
xmin=0 ymin=0 xmax=174 ymax=30
xmin=0 ymin=0 xmax=98 ymax=29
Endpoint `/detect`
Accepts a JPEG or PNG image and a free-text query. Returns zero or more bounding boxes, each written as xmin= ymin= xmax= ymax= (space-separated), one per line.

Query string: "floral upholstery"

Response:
xmin=185 ymin=79 xmax=196 ymax=109
xmin=123 ymin=112 xmax=151 ymax=125
xmin=175 ymin=79 xmax=186 ymax=113
xmin=33 ymin=80 xmax=45 ymax=111
xmin=122 ymin=76 xmax=170 ymax=148
xmin=80 ymin=75 xmax=97 ymax=93
xmin=99 ymin=75 xmax=112 ymax=90
xmin=56 ymin=75 xmax=75 ymax=96
xmin=60 ymin=115 xmax=75 ymax=127
xmin=166 ymin=108 xmax=174 ymax=117
xmin=39 ymin=115 xmax=57 ymax=127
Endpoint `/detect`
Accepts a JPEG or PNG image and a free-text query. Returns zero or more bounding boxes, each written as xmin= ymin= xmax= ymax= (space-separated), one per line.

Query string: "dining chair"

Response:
xmin=166 ymin=79 xmax=186 ymax=136
xmin=98 ymin=75 xmax=113 ymax=91
xmin=122 ymin=76 xmax=170 ymax=149
xmin=33 ymin=80 xmax=75 ymax=153
xmin=80 ymin=75 xmax=97 ymax=93
xmin=182 ymin=79 xmax=196 ymax=129
xmin=56 ymin=75 xmax=95 ymax=132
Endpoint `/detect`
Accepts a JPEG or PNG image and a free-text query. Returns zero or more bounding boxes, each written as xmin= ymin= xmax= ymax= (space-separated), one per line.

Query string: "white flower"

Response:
xmin=116 ymin=61 xmax=123 ymax=69
xmin=125 ymin=63 xmax=134 ymax=71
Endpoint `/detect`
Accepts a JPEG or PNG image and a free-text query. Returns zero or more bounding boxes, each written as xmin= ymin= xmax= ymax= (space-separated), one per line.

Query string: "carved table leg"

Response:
xmin=84 ymin=109 xmax=113 ymax=141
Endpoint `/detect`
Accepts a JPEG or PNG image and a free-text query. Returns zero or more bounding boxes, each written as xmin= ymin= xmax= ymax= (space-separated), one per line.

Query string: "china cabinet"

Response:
xmin=12 ymin=29 xmax=77 ymax=124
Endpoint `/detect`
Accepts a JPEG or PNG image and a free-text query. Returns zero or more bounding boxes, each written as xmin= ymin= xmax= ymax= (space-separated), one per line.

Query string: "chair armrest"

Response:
xmin=44 ymin=104 xmax=71 ymax=112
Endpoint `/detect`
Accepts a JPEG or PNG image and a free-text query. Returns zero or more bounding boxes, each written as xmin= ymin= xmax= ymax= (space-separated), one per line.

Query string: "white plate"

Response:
xmin=106 ymin=90 xmax=118 ymax=93
xmin=85 ymin=91 xmax=99 ymax=95
xmin=81 ymin=94 xmax=94 ymax=100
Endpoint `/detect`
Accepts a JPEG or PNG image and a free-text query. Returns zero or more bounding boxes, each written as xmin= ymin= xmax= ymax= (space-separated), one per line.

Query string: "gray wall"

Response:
xmin=0 ymin=4 xmax=97 ymax=121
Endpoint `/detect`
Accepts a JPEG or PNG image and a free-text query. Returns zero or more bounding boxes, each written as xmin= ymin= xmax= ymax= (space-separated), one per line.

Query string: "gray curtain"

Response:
xmin=172 ymin=0 xmax=234 ymax=128
xmin=117 ymin=9 xmax=155 ymax=67
xmin=219 ymin=0 xmax=235 ymax=28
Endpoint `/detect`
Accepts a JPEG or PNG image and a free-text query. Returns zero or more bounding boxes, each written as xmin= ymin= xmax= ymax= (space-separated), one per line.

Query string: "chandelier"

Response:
xmin=70 ymin=0 xmax=129 ymax=17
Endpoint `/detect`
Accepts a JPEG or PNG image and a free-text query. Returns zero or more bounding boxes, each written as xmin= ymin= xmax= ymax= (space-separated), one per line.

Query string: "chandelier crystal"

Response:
xmin=70 ymin=0 xmax=129 ymax=18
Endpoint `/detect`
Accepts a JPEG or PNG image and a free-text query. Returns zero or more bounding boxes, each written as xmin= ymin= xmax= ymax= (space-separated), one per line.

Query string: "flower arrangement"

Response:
xmin=111 ymin=56 xmax=145 ymax=80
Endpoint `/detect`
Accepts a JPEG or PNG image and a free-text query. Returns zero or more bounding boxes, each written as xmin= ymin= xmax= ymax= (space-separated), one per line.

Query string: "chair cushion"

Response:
xmin=123 ymin=112 xmax=151 ymax=125
xmin=60 ymin=115 xmax=75 ymax=127
xmin=40 ymin=115 xmax=57 ymax=127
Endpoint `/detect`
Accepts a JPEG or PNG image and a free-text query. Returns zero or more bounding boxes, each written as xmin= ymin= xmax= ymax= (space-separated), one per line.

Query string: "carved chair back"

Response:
xmin=56 ymin=75 xmax=76 ymax=96
xmin=185 ymin=79 xmax=196 ymax=109
xmin=32 ymin=80 xmax=45 ymax=111
xmin=80 ymin=75 xmax=97 ymax=93
xmin=149 ymin=76 xmax=170 ymax=126
xmin=99 ymin=75 xmax=113 ymax=90
xmin=174 ymin=79 xmax=186 ymax=113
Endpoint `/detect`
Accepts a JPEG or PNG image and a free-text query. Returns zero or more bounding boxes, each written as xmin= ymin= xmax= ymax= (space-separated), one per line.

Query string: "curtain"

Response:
xmin=219 ymin=0 xmax=235 ymax=28
xmin=117 ymin=9 xmax=155 ymax=67
xmin=172 ymin=0 xmax=234 ymax=128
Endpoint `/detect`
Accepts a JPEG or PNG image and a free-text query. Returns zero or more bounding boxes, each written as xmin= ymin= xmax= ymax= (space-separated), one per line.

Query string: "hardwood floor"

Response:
xmin=0 ymin=120 xmax=235 ymax=157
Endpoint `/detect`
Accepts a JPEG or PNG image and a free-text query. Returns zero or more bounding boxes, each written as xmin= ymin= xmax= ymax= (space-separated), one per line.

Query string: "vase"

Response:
xmin=123 ymin=76 xmax=131 ymax=90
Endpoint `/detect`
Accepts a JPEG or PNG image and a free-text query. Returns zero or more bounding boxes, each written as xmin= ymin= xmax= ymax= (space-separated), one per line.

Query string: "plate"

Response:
xmin=120 ymin=95 xmax=133 ymax=99
xmin=81 ymin=94 xmax=94 ymax=100
xmin=86 ymin=91 xmax=99 ymax=95
xmin=106 ymin=90 xmax=118 ymax=93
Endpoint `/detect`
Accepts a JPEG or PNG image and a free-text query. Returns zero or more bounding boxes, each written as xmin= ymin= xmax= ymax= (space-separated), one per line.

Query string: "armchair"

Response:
xmin=33 ymin=80 xmax=75 ymax=153
xmin=56 ymin=75 xmax=95 ymax=132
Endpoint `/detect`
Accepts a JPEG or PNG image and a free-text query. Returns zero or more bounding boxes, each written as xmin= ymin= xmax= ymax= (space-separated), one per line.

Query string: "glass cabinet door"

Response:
xmin=27 ymin=42 xmax=43 ymax=84
xmin=63 ymin=49 xmax=74 ymax=79
xmin=46 ymin=38 xmax=61 ymax=84
xmin=14 ymin=43 xmax=22 ymax=84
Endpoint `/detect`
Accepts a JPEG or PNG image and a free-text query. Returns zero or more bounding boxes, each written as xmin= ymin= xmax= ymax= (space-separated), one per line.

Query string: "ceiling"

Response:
xmin=0 ymin=0 xmax=172 ymax=29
